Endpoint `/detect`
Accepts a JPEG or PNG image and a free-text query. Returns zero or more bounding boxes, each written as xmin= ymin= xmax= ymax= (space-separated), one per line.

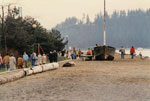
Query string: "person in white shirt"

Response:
xmin=9 ymin=53 xmax=16 ymax=71
xmin=38 ymin=53 xmax=42 ymax=65
xmin=42 ymin=54 xmax=47 ymax=64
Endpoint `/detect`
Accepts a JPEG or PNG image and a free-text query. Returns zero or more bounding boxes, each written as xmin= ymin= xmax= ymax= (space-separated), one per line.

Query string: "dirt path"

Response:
xmin=0 ymin=55 xmax=150 ymax=101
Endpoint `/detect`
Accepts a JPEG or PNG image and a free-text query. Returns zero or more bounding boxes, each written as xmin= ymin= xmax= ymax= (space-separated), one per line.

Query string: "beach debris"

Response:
xmin=62 ymin=62 xmax=75 ymax=67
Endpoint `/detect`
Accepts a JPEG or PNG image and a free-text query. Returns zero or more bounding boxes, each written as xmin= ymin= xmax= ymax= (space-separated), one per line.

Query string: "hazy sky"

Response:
xmin=1 ymin=0 xmax=150 ymax=29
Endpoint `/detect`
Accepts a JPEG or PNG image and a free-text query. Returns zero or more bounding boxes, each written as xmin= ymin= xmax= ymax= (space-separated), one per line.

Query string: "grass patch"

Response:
xmin=0 ymin=67 xmax=5 ymax=73
xmin=0 ymin=56 xmax=68 ymax=73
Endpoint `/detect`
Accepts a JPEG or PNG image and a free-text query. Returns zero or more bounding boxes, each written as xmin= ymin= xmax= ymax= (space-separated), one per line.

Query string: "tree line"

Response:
xmin=0 ymin=6 xmax=66 ymax=56
xmin=55 ymin=9 xmax=150 ymax=49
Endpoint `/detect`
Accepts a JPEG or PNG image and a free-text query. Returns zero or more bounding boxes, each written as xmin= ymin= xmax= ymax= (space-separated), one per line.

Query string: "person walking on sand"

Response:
xmin=9 ymin=53 xmax=16 ymax=71
xmin=130 ymin=46 xmax=135 ymax=59
xmin=17 ymin=55 xmax=23 ymax=69
xmin=23 ymin=52 xmax=29 ymax=68
xmin=119 ymin=46 xmax=125 ymax=59
xmin=0 ymin=53 xmax=3 ymax=70
xmin=3 ymin=53 xmax=10 ymax=71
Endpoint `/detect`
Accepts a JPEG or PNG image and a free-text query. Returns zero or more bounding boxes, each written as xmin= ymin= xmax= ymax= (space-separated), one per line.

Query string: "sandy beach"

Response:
xmin=0 ymin=54 xmax=150 ymax=101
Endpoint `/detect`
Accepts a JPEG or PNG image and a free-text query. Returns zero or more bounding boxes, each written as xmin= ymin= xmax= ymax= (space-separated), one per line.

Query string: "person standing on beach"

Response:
xmin=72 ymin=50 xmax=76 ymax=59
xmin=87 ymin=48 xmax=92 ymax=55
xmin=139 ymin=52 xmax=143 ymax=59
xmin=38 ymin=53 xmax=42 ymax=65
xmin=30 ymin=52 xmax=35 ymax=66
xmin=61 ymin=49 xmax=65 ymax=57
xmin=119 ymin=46 xmax=125 ymax=59
xmin=9 ymin=53 xmax=16 ymax=71
xmin=23 ymin=52 xmax=29 ymax=68
xmin=79 ymin=49 xmax=82 ymax=58
xmin=3 ymin=53 xmax=10 ymax=71
xmin=0 ymin=53 xmax=3 ymax=70
xmin=17 ymin=55 xmax=23 ymax=69
xmin=53 ymin=50 xmax=58 ymax=62
xmin=42 ymin=54 xmax=47 ymax=64
xmin=49 ymin=51 xmax=53 ymax=63
xmin=130 ymin=46 xmax=135 ymax=59
xmin=34 ymin=53 xmax=39 ymax=66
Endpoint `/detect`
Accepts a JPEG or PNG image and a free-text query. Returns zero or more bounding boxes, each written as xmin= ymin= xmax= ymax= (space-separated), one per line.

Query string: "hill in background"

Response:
xmin=55 ymin=9 xmax=150 ymax=49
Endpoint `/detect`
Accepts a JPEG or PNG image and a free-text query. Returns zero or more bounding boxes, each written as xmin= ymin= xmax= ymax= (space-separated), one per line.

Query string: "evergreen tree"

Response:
xmin=55 ymin=9 xmax=150 ymax=49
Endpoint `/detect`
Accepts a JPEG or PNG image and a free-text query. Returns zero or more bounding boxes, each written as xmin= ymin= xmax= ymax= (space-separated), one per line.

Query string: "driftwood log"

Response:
xmin=52 ymin=63 xmax=59 ymax=69
xmin=32 ymin=66 xmax=43 ymax=74
xmin=0 ymin=70 xmax=25 ymax=85
xmin=24 ymin=68 xmax=33 ymax=76
xmin=0 ymin=63 xmax=59 ymax=85
xmin=42 ymin=64 xmax=54 ymax=71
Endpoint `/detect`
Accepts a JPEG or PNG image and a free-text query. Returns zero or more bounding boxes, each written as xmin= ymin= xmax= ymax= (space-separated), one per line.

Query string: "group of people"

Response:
xmin=0 ymin=52 xmax=23 ymax=71
xmin=0 ymin=50 xmax=59 ymax=72
xmin=66 ymin=47 xmax=94 ymax=60
xmin=119 ymin=46 xmax=136 ymax=59
xmin=48 ymin=50 xmax=58 ymax=63
xmin=30 ymin=52 xmax=47 ymax=67
xmin=67 ymin=48 xmax=82 ymax=59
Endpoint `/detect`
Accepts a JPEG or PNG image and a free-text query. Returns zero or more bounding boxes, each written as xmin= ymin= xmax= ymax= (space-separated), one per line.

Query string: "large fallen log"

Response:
xmin=0 ymin=70 xmax=25 ymax=85
xmin=32 ymin=66 xmax=43 ymax=74
xmin=0 ymin=63 xmax=60 ymax=85
xmin=24 ymin=68 xmax=33 ymax=76
xmin=42 ymin=64 xmax=54 ymax=72
xmin=51 ymin=63 xmax=59 ymax=68
xmin=0 ymin=77 xmax=7 ymax=85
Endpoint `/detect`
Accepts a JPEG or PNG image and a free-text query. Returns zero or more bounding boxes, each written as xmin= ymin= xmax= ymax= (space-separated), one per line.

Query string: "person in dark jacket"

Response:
xmin=61 ymin=49 xmax=65 ymax=57
xmin=49 ymin=51 xmax=53 ymax=63
xmin=53 ymin=50 xmax=58 ymax=62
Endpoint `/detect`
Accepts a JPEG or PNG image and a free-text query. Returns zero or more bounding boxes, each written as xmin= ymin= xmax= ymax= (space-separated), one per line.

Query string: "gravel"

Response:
xmin=0 ymin=55 xmax=150 ymax=101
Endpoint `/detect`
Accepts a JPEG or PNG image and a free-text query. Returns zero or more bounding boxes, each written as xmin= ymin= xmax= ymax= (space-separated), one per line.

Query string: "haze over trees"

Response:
xmin=55 ymin=9 xmax=150 ymax=49
xmin=0 ymin=7 xmax=66 ymax=55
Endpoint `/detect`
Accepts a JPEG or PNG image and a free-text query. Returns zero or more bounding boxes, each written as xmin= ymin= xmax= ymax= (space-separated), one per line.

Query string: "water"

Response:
xmin=117 ymin=48 xmax=150 ymax=57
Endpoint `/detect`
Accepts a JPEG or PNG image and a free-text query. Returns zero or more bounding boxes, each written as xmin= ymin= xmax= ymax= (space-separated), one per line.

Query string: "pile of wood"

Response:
xmin=0 ymin=63 xmax=59 ymax=85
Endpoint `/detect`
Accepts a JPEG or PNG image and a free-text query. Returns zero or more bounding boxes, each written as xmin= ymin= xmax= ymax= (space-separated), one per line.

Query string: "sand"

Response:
xmin=0 ymin=54 xmax=150 ymax=101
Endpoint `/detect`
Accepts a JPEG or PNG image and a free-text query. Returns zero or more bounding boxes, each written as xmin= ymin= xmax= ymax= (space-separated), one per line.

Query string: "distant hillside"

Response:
xmin=55 ymin=9 xmax=150 ymax=49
